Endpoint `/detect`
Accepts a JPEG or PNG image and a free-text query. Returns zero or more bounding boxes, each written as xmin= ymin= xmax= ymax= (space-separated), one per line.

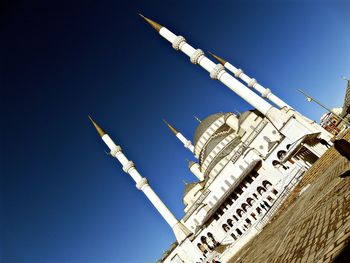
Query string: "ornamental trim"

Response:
xmin=210 ymin=64 xmax=225 ymax=80
xmin=234 ymin=68 xmax=244 ymax=78
xmin=136 ymin=177 xmax=149 ymax=190
xmin=110 ymin=145 xmax=122 ymax=157
xmin=262 ymin=88 xmax=272 ymax=98
xmin=190 ymin=49 xmax=205 ymax=64
xmin=172 ymin=36 xmax=186 ymax=51
xmin=122 ymin=161 xmax=135 ymax=173
xmin=248 ymin=78 xmax=257 ymax=88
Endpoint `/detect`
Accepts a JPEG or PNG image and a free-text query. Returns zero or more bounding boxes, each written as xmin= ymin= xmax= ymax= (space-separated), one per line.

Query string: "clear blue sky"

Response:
xmin=1 ymin=0 xmax=349 ymax=262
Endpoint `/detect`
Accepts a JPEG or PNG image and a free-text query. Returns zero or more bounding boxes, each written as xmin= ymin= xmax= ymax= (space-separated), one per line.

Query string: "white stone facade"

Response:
xmin=150 ymin=18 xmax=333 ymax=263
xmin=92 ymin=16 xmax=334 ymax=263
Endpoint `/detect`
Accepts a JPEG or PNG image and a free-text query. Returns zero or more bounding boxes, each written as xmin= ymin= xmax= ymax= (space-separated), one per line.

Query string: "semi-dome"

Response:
xmin=203 ymin=136 xmax=241 ymax=177
xmin=182 ymin=181 xmax=205 ymax=206
xmin=199 ymin=127 xmax=232 ymax=162
xmin=193 ymin=113 xmax=224 ymax=146
xmin=239 ymin=109 xmax=264 ymax=125
xmin=193 ymin=112 xmax=241 ymax=161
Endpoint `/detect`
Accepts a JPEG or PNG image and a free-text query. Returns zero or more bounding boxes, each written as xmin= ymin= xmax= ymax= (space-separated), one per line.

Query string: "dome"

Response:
xmin=193 ymin=113 xmax=224 ymax=146
xmin=331 ymin=107 xmax=343 ymax=115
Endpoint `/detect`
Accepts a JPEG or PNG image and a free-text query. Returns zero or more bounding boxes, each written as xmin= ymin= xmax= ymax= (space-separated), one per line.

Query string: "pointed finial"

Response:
xmin=163 ymin=119 xmax=179 ymax=135
xmin=341 ymin=75 xmax=349 ymax=81
xmin=139 ymin=14 xmax=163 ymax=32
xmin=88 ymin=115 xmax=106 ymax=137
xmin=208 ymin=51 xmax=227 ymax=65
xmin=182 ymin=180 xmax=188 ymax=186
xmin=194 ymin=116 xmax=202 ymax=123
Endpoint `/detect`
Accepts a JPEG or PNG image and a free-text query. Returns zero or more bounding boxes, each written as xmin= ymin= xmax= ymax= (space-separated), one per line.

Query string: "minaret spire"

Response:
xmin=163 ymin=119 xmax=195 ymax=153
xmin=88 ymin=115 xmax=105 ymax=137
xmin=163 ymin=119 xmax=178 ymax=135
xmin=194 ymin=116 xmax=201 ymax=123
xmin=89 ymin=116 xmax=192 ymax=243
xmin=139 ymin=15 xmax=291 ymax=130
xmin=208 ymin=51 xmax=291 ymax=109
xmin=139 ymin=14 xmax=163 ymax=32
xmin=207 ymin=51 xmax=226 ymax=66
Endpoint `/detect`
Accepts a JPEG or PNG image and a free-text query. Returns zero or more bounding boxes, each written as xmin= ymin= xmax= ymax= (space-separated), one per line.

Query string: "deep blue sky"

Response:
xmin=1 ymin=0 xmax=349 ymax=262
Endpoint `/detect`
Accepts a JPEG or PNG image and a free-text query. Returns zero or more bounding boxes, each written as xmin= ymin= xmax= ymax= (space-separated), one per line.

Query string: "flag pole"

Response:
xmin=297 ymin=89 xmax=350 ymax=126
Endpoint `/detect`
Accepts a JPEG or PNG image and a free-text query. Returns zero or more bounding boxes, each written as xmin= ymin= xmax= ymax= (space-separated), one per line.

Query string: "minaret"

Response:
xmin=208 ymin=52 xmax=292 ymax=109
xmin=139 ymin=15 xmax=291 ymax=129
xmin=163 ymin=119 xmax=195 ymax=153
xmin=89 ymin=116 xmax=192 ymax=243
xmin=194 ymin=116 xmax=201 ymax=123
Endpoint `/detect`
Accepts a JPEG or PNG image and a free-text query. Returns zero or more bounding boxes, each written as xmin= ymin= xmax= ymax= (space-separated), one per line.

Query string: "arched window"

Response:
xmin=236 ymin=228 xmax=242 ymax=235
xmin=245 ymin=175 xmax=253 ymax=184
xmin=201 ymin=236 xmax=207 ymax=243
xmin=262 ymin=180 xmax=272 ymax=189
xmin=267 ymin=195 xmax=274 ymax=202
xmin=222 ymin=224 xmax=230 ymax=232
xmin=264 ymin=201 xmax=271 ymax=209
xmin=227 ymin=219 xmax=233 ymax=227
xmin=213 ymin=213 xmax=220 ymax=221
xmin=233 ymin=215 xmax=239 ymax=221
xmin=251 ymin=213 xmax=257 ymax=220
xmin=247 ymin=198 xmax=255 ymax=206
xmin=277 ymin=150 xmax=287 ymax=160
xmin=256 ymin=207 xmax=262 ymax=214
xmin=231 ymin=193 xmax=238 ymax=200
xmin=272 ymin=160 xmax=280 ymax=167
xmin=242 ymin=203 xmax=250 ymax=212
xmin=197 ymin=243 xmax=207 ymax=253
xmin=251 ymin=170 xmax=259 ymax=179
xmin=272 ymin=188 xmax=278 ymax=195
xmin=257 ymin=186 xmax=266 ymax=195
xmin=207 ymin=232 xmax=217 ymax=244
xmin=236 ymin=208 xmax=245 ymax=218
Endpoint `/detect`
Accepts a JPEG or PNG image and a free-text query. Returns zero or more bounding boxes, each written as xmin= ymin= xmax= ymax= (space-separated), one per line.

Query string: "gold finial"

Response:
xmin=88 ymin=115 xmax=106 ymax=137
xmin=208 ymin=51 xmax=227 ymax=65
xmin=139 ymin=14 xmax=163 ymax=32
xmin=194 ymin=116 xmax=202 ymax=123
xmin=163 ymin=119 xmax=179 ymax=135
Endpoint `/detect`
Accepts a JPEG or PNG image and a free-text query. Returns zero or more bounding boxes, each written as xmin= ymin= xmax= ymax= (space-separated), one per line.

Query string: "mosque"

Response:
xmin=89 ymin=15 xmax=333 ymax=263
